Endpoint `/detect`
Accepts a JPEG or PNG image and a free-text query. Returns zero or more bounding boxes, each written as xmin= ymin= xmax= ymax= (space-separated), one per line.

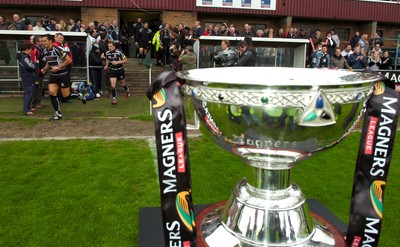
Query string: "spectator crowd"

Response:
xmin=0 ymin=13 xmax=396 ymax=72
xmin=0 ymin=12 xmax=398 ymax=118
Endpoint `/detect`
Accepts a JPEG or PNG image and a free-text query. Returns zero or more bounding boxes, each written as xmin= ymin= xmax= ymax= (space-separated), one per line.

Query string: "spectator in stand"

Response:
xmin=45 ymin=18 xmax=57 ymax=31
xmin=325 ymin=31 xmax=336 ymax=57
xmin=41 ymin=16 xmax=50 ymax=30
xmin=182 ymin=28 xmax=195 ymax=48
xmin=18 ymin=43 xmax=38 ymax=116
xmin=367 ymin=51 xmax=381 ymax=71
xmin=85 ymin=22 xmax=96 ymax=33
xmin=348 ymin=44 xmax=366 ymax=70
xmin=59 ymin=20 xmax=67 ymax=31
xmin=266 ymin=28 xmax=274 ymax=38
xmin=179 ymin=45 xmax=196 ymax=71
xmin=108 ymin=20 xmax=121 ymax=46
xmin=69 ymin=18 xmax=80 ymax=32
xmin=176 ymin=23 xmax=186 ymax=45
xmin=285 ymin=27 xmax=297 ymax=38
xmin=228 ymin=25 xmax=239 ymax=37
xmin=204 ymin=24 xmax=213 ymax=36
xmin=310 ymin=43 xmax=323 ymax=68
xmin=315 ymin=44 xmax=330 ymax=68
xmin=170 ymin=31 xmax=181 ymax=49
xmin=55 ymin=24 xmax=63 ymax=31
xmin=255 ymin=29 xmax=265 ymax=37
xmin=98 ymin=32 xmax=108 ymax=57
xmin=169 ymin=41 xmax=180 ymax=71
xmin=277 ymin=28 xmax=285 ymax=38
xmin=89 ymin=29 xmax=98 ymax=46
xmin=310 ymin=29 xmax=322 ymax=49
xmin=194 ymin=21 xmax=204 ymax=38
xmin=0 ymin=16 xmax=10 ymax=65
xmin=298 ymin=29 xmax=308 ymax=39
xmin=12 ymin=13 xmax=27 ymax=30
xmin=211 ymin=26 xmax=220 ymax=36
xmin=33 ymin=21 xmax=45 ymax=31
xmin=30 ymin=35 xmax=46 ymax=110
xmin=330 ymin=29 xmax=340 ymax=48
xmin=136 ymin=21 xmax=152 ymax=64
xmin=369 ymin=43 xmax=382 ymax=57
xmin=0 ymin=16 xmax=7 ymax=30
xmin=341 ymin=44 xmax=353 ymax=60
xmin=27 ymin=24 xmax=34 ymax=31
xmin=380 ymin=51 xmax=392 ymax=70
xmin=241 ymin=24 xmax=255 ymax=37
xmin=370 ymin=32 xmax=384 ymax=47
xmin=80 ymin=24 xmax=86 ymax=32
xmin=358 ymin=34 xmax=370 ymax=54
xmin=219 ymin=23 xmax=229 ymax=36
xmin=331 ymin=48 xmax=351 ymax=69
xmin=350 ymin=31 xmax=360 ymax=48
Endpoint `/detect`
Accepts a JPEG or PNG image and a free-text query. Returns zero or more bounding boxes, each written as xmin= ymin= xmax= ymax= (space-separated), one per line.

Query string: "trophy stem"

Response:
xmin=245 ymin=165 xmax=291 ymax=190
xmin=197 ymin=161 xmax=340 ymax=246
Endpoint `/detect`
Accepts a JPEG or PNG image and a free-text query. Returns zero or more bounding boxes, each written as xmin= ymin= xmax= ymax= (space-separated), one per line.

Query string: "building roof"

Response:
xmin=3 ymin=0 xmax=400 ymax=23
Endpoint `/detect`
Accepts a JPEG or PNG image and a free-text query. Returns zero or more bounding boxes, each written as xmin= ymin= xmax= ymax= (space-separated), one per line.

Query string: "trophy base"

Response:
xmin=196 ymin=201 xmax=347 ymax=247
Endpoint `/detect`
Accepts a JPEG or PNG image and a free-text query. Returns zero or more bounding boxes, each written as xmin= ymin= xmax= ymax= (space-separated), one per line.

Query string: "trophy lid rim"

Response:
xmin=176 ymin=67 xmax=383 ymax=86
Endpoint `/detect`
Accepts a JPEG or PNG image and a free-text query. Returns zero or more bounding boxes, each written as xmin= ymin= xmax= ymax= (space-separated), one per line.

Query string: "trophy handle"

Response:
xmin=186 ymin=110 xmax=200 ymax=130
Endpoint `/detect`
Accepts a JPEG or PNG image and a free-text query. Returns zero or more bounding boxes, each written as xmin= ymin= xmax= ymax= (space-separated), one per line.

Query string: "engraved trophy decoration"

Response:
xmin=176 ymin=67 xmax=383 ymax=247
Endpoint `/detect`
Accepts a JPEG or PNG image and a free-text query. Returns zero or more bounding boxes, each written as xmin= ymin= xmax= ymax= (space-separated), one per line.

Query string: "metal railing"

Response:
xmin=0 ymin=30 xmax=90 ymax=93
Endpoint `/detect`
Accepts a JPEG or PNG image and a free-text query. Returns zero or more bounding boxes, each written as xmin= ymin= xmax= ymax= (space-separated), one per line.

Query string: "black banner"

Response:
xmin=146 ymin=71 xmax=196 ymax=247
xmin=346 ymin=80 xmax=400 ymax=247
xmin=378 ymin=70 xmax=400 ymax=93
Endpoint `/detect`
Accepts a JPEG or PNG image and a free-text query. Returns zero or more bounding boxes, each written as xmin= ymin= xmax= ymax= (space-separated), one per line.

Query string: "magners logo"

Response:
xmin=373 ymin=81 xmax=385 ymax=96
xmin=370 ymin=180 xmax=385 ymax=218
xmin=176 ymin=191 xmax=196 ymax=232
xmin=153 ymin=88 xmax=166 ymax=108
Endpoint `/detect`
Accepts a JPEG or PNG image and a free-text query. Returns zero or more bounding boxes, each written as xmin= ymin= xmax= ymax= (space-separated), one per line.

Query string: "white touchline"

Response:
xmin=146 ymin=137 xmax=159 ymax=183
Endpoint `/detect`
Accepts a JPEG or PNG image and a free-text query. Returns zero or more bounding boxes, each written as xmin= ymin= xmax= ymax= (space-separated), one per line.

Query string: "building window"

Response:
xmin=333 ymin=28 xmax=350 ymax=41
xmin=204 ymin=22 xmax=222 ymax=28
xmin=25 ymin=16 xmax=42 ymax=24
xmin=252 ymin=24 xmax=266 ymax=31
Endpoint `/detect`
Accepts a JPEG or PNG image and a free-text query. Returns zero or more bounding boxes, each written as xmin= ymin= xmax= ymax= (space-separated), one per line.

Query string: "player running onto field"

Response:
xmin=41 ymin=34 xmax=85 ymax=121
xmin=104 ymin=42 xmax=130 ymax=105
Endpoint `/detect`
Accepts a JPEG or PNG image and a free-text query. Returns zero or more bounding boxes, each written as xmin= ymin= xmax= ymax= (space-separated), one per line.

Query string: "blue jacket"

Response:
xmin=348 ymin=52 xmax=366 ymax=69
xmin=18 ymin=52 xmax=38 ymax=83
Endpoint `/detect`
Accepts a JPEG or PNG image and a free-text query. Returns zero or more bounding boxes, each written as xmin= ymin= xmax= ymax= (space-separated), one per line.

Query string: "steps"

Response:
xmin=124 ymin=58 xmax=170 ymax=96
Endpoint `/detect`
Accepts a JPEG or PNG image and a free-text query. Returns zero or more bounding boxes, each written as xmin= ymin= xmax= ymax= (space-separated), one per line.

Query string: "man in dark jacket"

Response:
xmin=89 ymin=45 xmax=103 ymax=97
xmin=348 ymin=45 xmax=366 ymax=70
xmin=235 ymin=40 xmax=256 ymax=66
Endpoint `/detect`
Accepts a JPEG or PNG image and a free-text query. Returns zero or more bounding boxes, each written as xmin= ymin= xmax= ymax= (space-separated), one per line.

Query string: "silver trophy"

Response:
xmin=177 ymin=67 xmax=383 ymax=247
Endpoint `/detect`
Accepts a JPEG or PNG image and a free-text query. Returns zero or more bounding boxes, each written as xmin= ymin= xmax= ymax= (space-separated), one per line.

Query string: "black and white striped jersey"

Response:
xmin=43 ymin=46 xmax=69 ymax=76
xmin=105 ymin=49 xmax=126 ymax=71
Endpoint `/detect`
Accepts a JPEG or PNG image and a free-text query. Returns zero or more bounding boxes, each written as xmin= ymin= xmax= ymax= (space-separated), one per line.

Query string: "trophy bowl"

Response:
xmin=177 ymin=67 xmax=383 ymax=247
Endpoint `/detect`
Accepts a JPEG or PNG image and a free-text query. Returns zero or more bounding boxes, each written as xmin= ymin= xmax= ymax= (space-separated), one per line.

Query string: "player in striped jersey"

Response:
xmin=41 ymin=34 xmax=84 ymax=121
xmin=104 ymin=42 xmax=130 ymax=105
